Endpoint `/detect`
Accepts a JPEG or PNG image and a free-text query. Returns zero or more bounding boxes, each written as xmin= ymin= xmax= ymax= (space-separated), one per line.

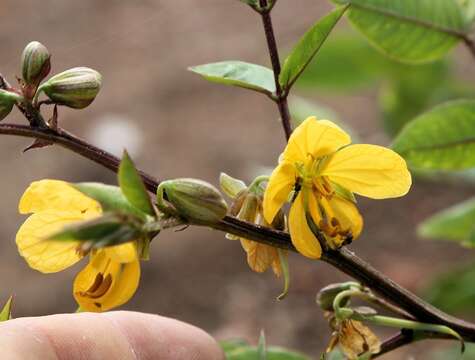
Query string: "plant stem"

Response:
xmin=373 ymin=331 xmax=414 ymax=359
xmin=258 ymin=0 xmax=292 ymax=141
xmin=3 ymin=121 xmax=475 ymax=347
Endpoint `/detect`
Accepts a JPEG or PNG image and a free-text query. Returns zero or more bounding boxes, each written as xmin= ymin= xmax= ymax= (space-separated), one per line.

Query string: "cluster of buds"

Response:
xmin=220 ymin=172 xmax=286 ymax=277
xmin=0 ymin=41 xmax=102 ymax=124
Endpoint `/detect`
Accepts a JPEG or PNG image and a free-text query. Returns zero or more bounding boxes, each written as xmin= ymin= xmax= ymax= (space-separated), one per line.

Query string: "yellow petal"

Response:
xmin=16 ymin=210 xmax=85 ymax=273
xmin=74 ymin=249 xmax=140 ymax=312
xmin=288 ymin=192 xmax=321 ymax=259
xmin=322 ymin=144 xmax=412 ymax=199
xmin=263 ymin=161 xmax=296 ymax=224
xmin=19 ymin=179 xmax=102 ymax=215
xmin=282 ymin=117 xmax=351 ymax=163
xmin=328 ymin=196 xmax=363 ymax=241
xmin=105 ymin=243 xmax=138 ymax=264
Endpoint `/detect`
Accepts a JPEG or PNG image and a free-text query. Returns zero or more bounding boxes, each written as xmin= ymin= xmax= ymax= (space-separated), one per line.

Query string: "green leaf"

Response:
xmin=227 ymin=347 xmax=309 ymax=360
xmin=189 ymin=61 xmax=275 ymax=95
xmin=418 ymin=197 xmax=475 ymax=247
xmin=457 ymin=0 xmax=475 ymax=26
xmin=49 ymin=213 xmax=140 ymax=248
xmin=392 ymin=100 xmax=475 ymax=170
xmin=294 ymin=32 xmax=386 ymax=92
xmin=0 ymin=296 xmax=13 ymax=321
xmin=380 ymin=60 xmax=452 ymax=137
xmin=332 ymin=0 xmax=466 ymax=63
xmin=74 ymin=183 xmax=146 ymax=219
xmin=119 ymin=151 xmax=154 ymax=216
xmin=279 ymin=6 xmax=347 ymax=90
xmin=220 ymin=339 xmax=250 ymax=353
xmin=425 ymin=262 xmax=475 ymax=315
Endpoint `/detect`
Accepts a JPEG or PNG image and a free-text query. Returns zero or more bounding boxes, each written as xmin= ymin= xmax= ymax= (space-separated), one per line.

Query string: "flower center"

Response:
xmin=295 ymin=154 xmax=352 ymax=247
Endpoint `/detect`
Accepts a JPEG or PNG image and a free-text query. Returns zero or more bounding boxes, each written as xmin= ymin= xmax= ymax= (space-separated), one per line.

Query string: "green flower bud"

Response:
xmin=0 ymin=89 xmax=21 ymax=121
xmin=21 ymin=41 xmax=51 ymax=97
xmin=219 ymin=172 xmax=247 ymax=198
xmin=157 ymin=178 xmax=228 ymax=223
xmin=38 ymin=67 xmax=102 ymax=109
xmin=316 ymin=282 xmax=360 ymax=311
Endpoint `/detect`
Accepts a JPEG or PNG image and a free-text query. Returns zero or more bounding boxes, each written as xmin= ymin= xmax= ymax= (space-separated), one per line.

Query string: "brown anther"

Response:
xmin=81 ymin=273 xmax=113 ymax=299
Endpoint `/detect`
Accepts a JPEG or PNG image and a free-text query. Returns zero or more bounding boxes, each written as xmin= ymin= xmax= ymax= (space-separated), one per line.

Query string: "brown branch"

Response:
xmin=373 ymin=330 xmax=414 ymax=359
xmin=258 ymin=0 xmax=292 ymax=141
xmin=2 ymin=122 xmax=475 ymax=351
xmin=0 ymin=124 xmax=159 ymax=192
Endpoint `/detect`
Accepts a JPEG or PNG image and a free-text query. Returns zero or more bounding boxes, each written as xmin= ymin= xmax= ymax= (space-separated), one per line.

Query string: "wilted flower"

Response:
xmin=221 ymin=173 xmax=285 ymax=277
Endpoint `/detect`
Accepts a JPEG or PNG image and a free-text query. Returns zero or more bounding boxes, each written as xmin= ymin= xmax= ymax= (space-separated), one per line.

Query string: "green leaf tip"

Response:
xmin=0 ymin=296 xmax=13 ymax=322
xmin=118 ymin=150 xmax=155 ymax=216
xmin=280 ymin=6 xmax=348 ymax=90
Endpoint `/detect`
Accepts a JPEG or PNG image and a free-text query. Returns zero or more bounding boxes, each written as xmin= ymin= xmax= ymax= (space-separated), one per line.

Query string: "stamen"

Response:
xmin=80 ymin=273 xmax=113 ymax=299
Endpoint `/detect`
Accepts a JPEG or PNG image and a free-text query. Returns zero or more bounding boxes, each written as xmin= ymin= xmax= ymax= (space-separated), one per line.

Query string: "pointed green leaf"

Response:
xmin=0 ymin=296 xmax=13 ymax=321
xmin=49 ymin=213 xmax=140 ymax=248
xmin=418 ymin=197 xmax=475 ymax=247
xmin=189 ymin=61 xmax=275 ymax=95
xmin=279 ymin=6 xmax=348 ymax=90
xmin=392 ymin=100 xmax=475 ymax=170
xmin=119 ymin=151 xmax=154 ymax=216
xmin=332 ymin=0 xmax=466 ymax=63
xmin=74 ymin=183 xmax=146 ymax=219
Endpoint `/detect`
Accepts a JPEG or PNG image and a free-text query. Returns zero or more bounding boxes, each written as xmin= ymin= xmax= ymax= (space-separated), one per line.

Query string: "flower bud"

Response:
xmin=316 ymin=282 xmax=359 ymax=311
xmin=21 ymin=41 xmax=51 ymax=97
xmin=219 ymin=172 xmax=246 ymax=198
xmin=0 ymin=89 xmax=21 ymax=121
xmin=38 ymin=67 xmax=102 ymax=109
xmin=158 ymin=178 xmax=228 ymax=223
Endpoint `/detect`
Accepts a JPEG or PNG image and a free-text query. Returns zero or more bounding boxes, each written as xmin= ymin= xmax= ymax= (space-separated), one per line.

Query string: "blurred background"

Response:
xmin=0 ymin=1 xmax=474 ymax=358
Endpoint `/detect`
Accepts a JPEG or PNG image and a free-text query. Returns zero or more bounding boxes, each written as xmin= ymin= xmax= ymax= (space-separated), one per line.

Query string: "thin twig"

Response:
xmin=373 ymin=330 xmax=414 ymax=359
xmin=2 ymin=119 xmax=475 ymax=346
xmin=258 ymin=0 xmax=292 ymax=141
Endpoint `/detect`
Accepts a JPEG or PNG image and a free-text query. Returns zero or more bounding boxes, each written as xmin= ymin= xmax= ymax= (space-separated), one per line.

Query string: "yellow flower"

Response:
xmin=263 ymin=117 xmax=411 ymax=258
xmin=16 ymin=179 xmax=140 ymax=312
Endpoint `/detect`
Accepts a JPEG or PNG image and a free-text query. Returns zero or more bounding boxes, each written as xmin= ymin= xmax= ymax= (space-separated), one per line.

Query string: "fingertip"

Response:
xmin=102 ymin=311 xmax=224 ymax=360
xmin=0 ymin=311 xmax=224 ymax=360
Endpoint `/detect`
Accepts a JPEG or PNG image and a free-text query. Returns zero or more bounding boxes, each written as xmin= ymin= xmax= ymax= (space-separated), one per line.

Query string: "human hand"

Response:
xmin=0 ymin=311 xmax=224 ymax=360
